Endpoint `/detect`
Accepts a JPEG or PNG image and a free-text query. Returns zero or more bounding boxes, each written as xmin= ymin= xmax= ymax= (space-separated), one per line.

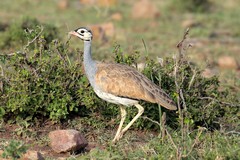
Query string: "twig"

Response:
xmin=188 ymin=69 xmax=196 ymax=89
xmin=23 ymin=26 xmax=44 ymax=51
xmin=182 ymin=127 xmax=205 ymax=158
xmin=0 ymin=26 xmax=44 ymax=57
xmin=175 ymin=28 xmax=193 ymax=159
xmin=161 ymin=112 xmax=166 ymax=139
xmin=53 ymin=40 xmax=68 ymax=66
xmin=165 ymin=128 xmax=181 ymax=159
xmin=142 ymin=116 xmax=160 ymax=126
xmin=198 ymin=96 xmax=240 ymax=107
xmin=0 ymin=51 xmax=25 ymax=57
xmin=142 ymin=39 xmax=149 ymax=56
xmin=0 ymin=64 xmax=3 ymax=92
xmin=226 ymin=130 xmax=240 ymax=135
xmin=177 ymin=28 xmax=191 ymax=58
xmin=180 ymin=89 xmax=187 ymax=110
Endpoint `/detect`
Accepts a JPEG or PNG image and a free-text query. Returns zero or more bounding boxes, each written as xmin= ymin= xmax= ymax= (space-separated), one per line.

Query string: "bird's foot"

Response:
xmin=112 ymin=132 xmax=124 ymax=143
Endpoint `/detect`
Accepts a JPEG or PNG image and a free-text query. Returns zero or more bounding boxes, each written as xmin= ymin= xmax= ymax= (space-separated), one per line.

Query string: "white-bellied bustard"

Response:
xmin=69 ymin=27 xmax=177 ymax=143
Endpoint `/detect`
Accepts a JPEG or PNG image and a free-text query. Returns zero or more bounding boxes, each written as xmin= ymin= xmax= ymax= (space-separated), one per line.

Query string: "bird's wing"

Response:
xmin=95 ymin=63 xmax=177 ymax=110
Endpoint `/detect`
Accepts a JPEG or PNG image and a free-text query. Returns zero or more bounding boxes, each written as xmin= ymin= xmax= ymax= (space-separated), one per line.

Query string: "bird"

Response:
xmin=69 ymin=27 xmax=177 ymax=143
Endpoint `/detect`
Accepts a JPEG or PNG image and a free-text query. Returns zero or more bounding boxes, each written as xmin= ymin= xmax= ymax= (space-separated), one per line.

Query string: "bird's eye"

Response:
xmin=80 ymin=30 xmax=85 ymax=33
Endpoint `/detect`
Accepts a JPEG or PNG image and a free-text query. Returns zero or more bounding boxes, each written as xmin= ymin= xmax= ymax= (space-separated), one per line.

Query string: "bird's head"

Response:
xmin=69 ymin=27 xmax=92 ymax=41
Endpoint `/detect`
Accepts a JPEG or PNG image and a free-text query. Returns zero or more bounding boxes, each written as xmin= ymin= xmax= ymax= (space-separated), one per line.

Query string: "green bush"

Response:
xmin=170 ymin=0 xmax=211 ymax=12
xmin=1 ymin=140 xmax=28 ymax=160
xmin=0 ymin=23 xmax=238 ymax=131
xmin=0 ymin=25 xmax=99 ymax=121
xmin=113 ymin=43 xmax=239 ymax=130
xmin=0 ymin=17 xmax=59 ymax=50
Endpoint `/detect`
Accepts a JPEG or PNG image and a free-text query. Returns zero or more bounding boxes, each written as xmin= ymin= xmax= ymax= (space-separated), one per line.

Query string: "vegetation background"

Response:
xmin=0 ymin=0 xmax=239 ymax=159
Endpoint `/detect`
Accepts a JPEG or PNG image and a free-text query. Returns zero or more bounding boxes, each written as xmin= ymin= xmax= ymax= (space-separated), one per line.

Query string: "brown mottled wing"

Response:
xmin=95 ymin=63 xmax=177 ymax=110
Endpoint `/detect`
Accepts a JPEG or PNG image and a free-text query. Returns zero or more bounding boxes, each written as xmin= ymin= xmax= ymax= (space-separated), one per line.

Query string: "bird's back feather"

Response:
xmin=95 ymin=62 xmax=177 ymax=110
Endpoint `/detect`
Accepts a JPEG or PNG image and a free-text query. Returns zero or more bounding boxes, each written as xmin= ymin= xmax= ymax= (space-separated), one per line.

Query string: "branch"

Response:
xmin=0 ymin=26 xmax=44 ymax=57
xmin=142 ymin=116 xmax=160 ymax=126
xmin=182 ymin=127 xmax=206 ymax=158
xmin=0 ymin=64 xmax=3 ymax=92
xmin=165 ymin=128 xmax=181 ymax=159
xmin=177 ymin=28 xmax=192 ymax=57
xmin=198 ymin=97 xmax=240 ymax=107
xmin=23 ymin=26 xmax=44 ymax=51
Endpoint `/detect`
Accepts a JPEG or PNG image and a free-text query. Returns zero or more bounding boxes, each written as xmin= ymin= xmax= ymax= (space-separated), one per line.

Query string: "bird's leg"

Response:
xmin=112 ymin=106 xmax=126 ymax=143
xmin=118 ymin=104 xmax=144 ymax=140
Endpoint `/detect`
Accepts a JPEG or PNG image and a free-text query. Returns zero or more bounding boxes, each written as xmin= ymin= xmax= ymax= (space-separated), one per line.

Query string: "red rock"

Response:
xmin=80 ymin=0 xmax=116 ymax=6
xmin=49 ymin=130 xmax=88 ymax=153
xmin=181 ymin=19 xmax=201 ymax=28
xmin=201 ymin=68 xmax=218 ymax=78
xmin=131 ymin=0 xmax=160 ymax=19
xmin=89 ymin=22 xmax=115 ymax=41
xmin=100 ymin=22 xmax=115 ymax=37
xmin=58 ymin=0 xmax=69 ymax=10
xmin=218 ymin=56 xmax=238 ymax=69
xmin=80 ymin=0 xmax=94 ymax=5
xmin=89 ymin=25 xmax=107 ymax=41
xmin=97 ymin=0 xmax=117 ymax=7
xmin=111 ymin=13 xmax=123 ymax=21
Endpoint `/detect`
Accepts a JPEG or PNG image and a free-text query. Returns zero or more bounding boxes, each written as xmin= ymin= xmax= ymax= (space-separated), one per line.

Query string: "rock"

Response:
xmin=80 ymin=0 xmax=116 ymax=7
xmin=131 ymin=0 xmax=160 ymax=19
xmin=58 ymin=0 xmax=69 ymax=10
xmin=20 ymin=150 xmax=44 ymax=160
xmin=89 ymin=25 xmax=107 ymax=42
xmin=181 ymin=19 xmax=201 ymax=28
xmin=100 ymin=22 xmax=115 ymax=37
xmin=80 ymin=0 xmax=94 ymax=5
xmin=218 ymin=56 xmax=238 ymax=69
xmin=49 ymin=129 xmax=88 ymax=153
xmin=89 ymin=22 xmax=115 ymax=41
xmin=97 ymin=0 xmax=117 ymax=7
xmin=201 ymin=68 xmax=218 ymax=78
xmin=111 ymin=13 xmax=123 ymax=21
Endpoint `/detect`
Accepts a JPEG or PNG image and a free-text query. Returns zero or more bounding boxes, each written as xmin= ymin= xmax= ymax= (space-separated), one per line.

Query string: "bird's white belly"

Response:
xmin=94 ymin=89 xmax=138 ymax=106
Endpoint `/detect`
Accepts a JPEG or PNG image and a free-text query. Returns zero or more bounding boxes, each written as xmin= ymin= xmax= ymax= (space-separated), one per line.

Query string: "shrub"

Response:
xmin=1 ymin=140 xmax=28 ymax=160
xmin=0 ymin=23 xmax=238 ymax=131
xmin=0 ymin=25 xmax=99 ymax=121
xmin=112 ymin=40 xmax=239 ymax=130
xmin=170 ymin=0 xmax=211 ymax=12
xmin=0 ymin=17 xmax=59 ymax=50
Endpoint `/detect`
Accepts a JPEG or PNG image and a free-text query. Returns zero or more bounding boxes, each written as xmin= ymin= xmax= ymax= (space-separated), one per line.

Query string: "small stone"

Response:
xmin=49 ymin=129 xmax=88 ymax=153
xmin=89 ymin=22 xmax=115 ymax=41
xmin=137 ymin=63 xmax=145 ymax=72
xmin=111 ymin=13 xmax=123 ymax=21
xmin=201 ymin=68 xmax=218 ymax=78
xmin=100 ymin=22 xmax=115 ymax=37
xmin=20 ymin=150 xmax=44 ymax=160
xmin=131 ymin=0 xmax=160 ymax=19
xmin=80 ymin=0 xmax=116 ymax=6
xmin=80 ymin=0 xmax=94 ymax=5
xmin=58 ymin=0 xmax=69 ymax=10
xmin=181 ymin=19 xmax=201 ymax=28
xmin=97 ymin=0 xmax=117 ymax=7
xmin=218 ymin=56 xmax=238 ymax=69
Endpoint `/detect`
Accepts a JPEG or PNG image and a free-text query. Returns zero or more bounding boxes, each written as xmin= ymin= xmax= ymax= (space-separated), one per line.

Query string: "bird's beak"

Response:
xmin=68 ymin=31 xmax=79 ymax=37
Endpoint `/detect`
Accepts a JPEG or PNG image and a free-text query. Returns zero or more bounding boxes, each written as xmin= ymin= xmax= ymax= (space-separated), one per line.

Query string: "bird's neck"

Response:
xmin=83 ymin=40 xmax=97 ymax=88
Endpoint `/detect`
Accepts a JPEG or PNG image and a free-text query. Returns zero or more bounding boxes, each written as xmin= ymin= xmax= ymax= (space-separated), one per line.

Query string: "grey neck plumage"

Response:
xmin=83 ymin=40 xmax=97 ymax=88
